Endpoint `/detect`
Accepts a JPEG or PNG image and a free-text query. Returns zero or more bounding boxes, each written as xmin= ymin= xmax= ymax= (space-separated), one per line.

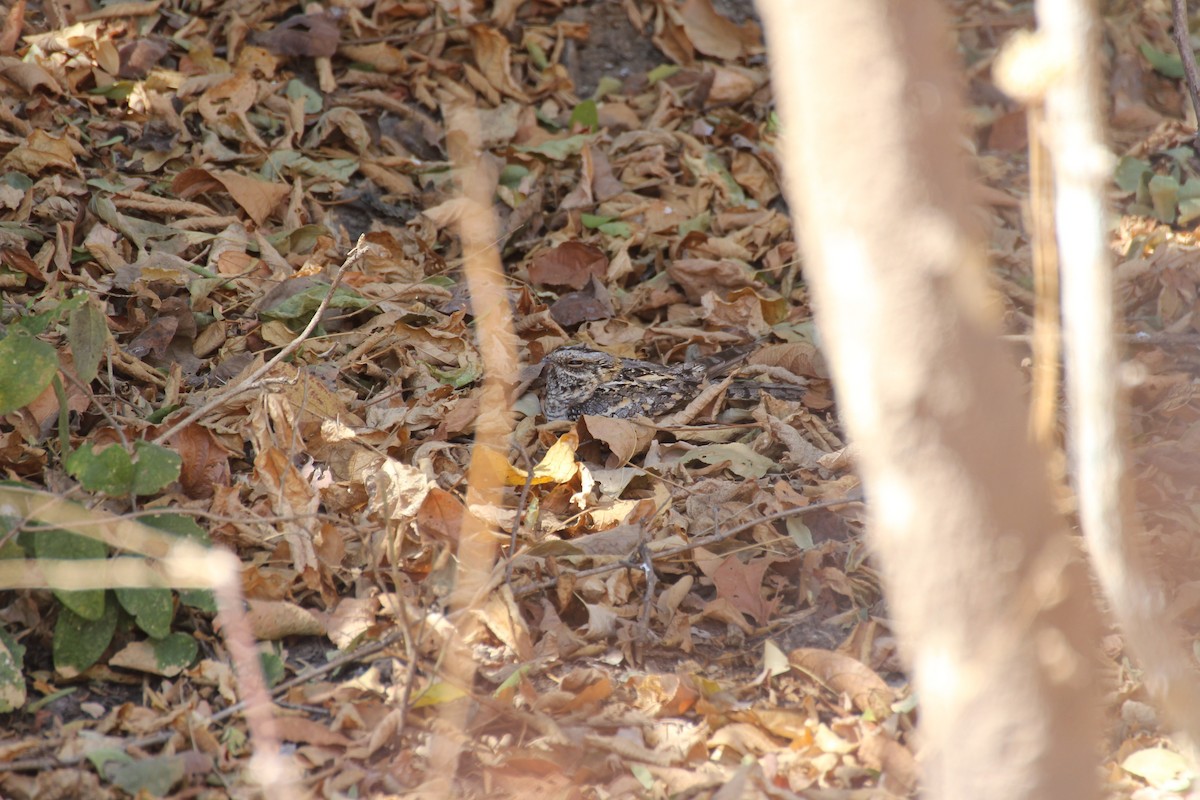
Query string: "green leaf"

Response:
xmin=1180 ymin=197 xmax=1200 ymax=226
xmin=428 ymin=362 xmax=480 ymax=388
xmin=1148 ymin=173 xmax=1180 ymax=223
xmin=285 ymin=78 xmax=323 ymax=114
xmin=0 ymin=331 xmax=57 ymax=414
xmin=569 ymin=99 xmax=599 ymax=132
xmin=0 ymin=626 xmax=27 ymax=712
xmin=65 ymin=443 xmax=134 ymax=496
xmin=593 ymin=76 xmax=622 ymax=101
xmin=581 ymin=212 xmax=615 ymax=229
xmin=515 ymin=133 xmax=593 ymax=161
xmin=67 ymin=298 xmax=108 ymax=383
xmin=106 ymin=753 xmax=189 ymax=797
xmin=53 ymin=598 xmax=118 ymax=676
xmin=151 ymin=632 xmax=198 ymax=673
xmin=1140 ymin=42 xmax=1185 ymax=78
xmin=499 ymin=164 xmax=529 ymax=191
xmin=260 ymin=648 xmax=285 ymax=687
xmin=116 ymin=577 xmax=174 ymax=639
xmin=526 ymin=40 xmax=548 ymax=70
xmin=142 ymin=512 xmax=210 ymax=544
xmin=678 ymin=212 xmax=711 ymax=236
xmin=84 ymin=747 xmax=132 ymax=774
xmin=130 ymin=441 xmax=182 ymax=496
xmin=266 ymin=224 xmax=330 ymax=256
xmin=32 ymin=528 xmax=108 ymax=620
xmin=150 ymin=511 xmax=216 ymax=614
xmin=580 ymin=213 xmax=632 ymax=237
xmin=89 ymin=81 xmax=136 ymax=100
xmin=1113 ymin=156 xmax=1152 ymax=192
xmin=259 ymin=284 xmax=371 ymax=326
xmin=647 ymin=64 xmax=681 ymax=84
xmin=65 ymin=441 xmax=180 ymax=497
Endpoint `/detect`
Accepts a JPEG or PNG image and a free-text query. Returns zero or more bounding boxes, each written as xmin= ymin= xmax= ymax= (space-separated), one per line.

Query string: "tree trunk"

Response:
xmin=755 ymin=2 xmax=1103 ymax=797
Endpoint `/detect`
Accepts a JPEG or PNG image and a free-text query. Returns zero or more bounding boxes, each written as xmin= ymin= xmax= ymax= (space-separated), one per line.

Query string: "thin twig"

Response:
xmin=511 ymin=493 xmax=864 ymax=598
xmin=0 ymin=629 xmax=407 ymax=774
xmin=152 ymin=238 xmax=362 ymax=445
xmin=1172 ymin=0 xmax=1200 ymax=141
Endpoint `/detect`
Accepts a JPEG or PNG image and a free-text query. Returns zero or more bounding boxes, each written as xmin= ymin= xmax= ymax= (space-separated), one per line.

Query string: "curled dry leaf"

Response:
xmin=788 ymin=648 xmax=896 ymax=720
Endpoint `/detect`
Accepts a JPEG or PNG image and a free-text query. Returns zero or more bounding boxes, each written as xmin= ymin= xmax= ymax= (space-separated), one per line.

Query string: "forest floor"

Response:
xmin=0 ymin=0 xmax=1198 ymax=797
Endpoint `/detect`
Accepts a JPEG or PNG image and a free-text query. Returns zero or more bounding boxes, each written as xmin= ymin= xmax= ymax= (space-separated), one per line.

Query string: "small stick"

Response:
xmin=511 ymin=493 xmax=864 ymax=598
xmin=1172 ymin=0 xmax=1200 ymax=142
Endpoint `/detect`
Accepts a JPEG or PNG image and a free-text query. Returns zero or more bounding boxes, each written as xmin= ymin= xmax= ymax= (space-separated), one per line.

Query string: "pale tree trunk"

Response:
xmin=755 ymin=2 xmax=1103 ymax=798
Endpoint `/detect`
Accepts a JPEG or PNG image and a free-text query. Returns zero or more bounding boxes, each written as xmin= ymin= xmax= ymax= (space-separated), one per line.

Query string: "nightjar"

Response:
xmin=541 ymin=343 xmax=760 ymax=421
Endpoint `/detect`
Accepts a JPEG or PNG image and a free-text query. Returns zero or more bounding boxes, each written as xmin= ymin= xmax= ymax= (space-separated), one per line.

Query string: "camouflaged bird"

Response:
xmin=541 ymin=342 xmax=797 ymax=421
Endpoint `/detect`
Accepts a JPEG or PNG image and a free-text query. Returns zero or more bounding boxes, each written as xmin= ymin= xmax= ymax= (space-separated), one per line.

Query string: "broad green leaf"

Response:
xmin=142 ymin=512 xmax=209 ymax=544
xmin=1180 ymin=197 xmax=1200 ymax=226
xmin=285 ymin=78 xmax=322 ymax=114
xmin=580 ymin=212 xmax=633 ymax=237
xmin=53 ymin=598 xmax=118 ymax=676
xmin=0 ymin=626 xmax=27 ymax=712
xmin=260 ymin=648 xmax=285 ymax=687
xmin=32 ymin=529 xmax=108 ymax=620
xmin=515 ymin=133 xmax=593 ymax=161
xmin=259 ymin=284 xmax=371 ymax=325
xmin=1140 ymin=42 xmax=1185 ymax=78
xmin=116 ymin=578 xmax=174 ymax=639
xmin=152 ymin=633 xmax=198 ymax=673
xmin=106 ymin=753 xmax=189 ymax=797
xmin=142 ymin=512 xmax=215 ymax=611
xmin=65 ymin=443 xmax=134 ymax=496
xmin=570 ymin=99 xmax=599 ymax=132
xmin=1148 ymin=173 xmax=1179 ymax=223
xmin=65 ymin=441 xmax=180 ymax=497
xmin=594 ymin=76 xmax=622 ymax=101
xmin=67 ymin=298 xmax=108 ymax=383
xmin=1113 ymin=156 xmax=1151 ymax=192
xmin=499 ymin=164 xmax=529 ymax=190
xmin=598 ymin=221 xmax=632 ymax=237
xmin=429 ymin=362 xmax=480 ymax=388
xmin=0 ymin=332 xmax=57 ymax=414
xmin=130 ymin=441 xmax=182 ymax=496
xmin=85 ymin=747 xmax=132 ymax=774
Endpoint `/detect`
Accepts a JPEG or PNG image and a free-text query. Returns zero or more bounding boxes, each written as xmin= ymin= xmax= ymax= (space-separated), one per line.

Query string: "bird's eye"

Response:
xmin=565 ymin=358 xmax=586 ymax=368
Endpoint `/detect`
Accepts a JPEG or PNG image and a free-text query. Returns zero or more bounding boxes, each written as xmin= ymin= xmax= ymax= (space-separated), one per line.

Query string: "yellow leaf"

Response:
xmin=529 ymin=430 xmax=580 ymax=485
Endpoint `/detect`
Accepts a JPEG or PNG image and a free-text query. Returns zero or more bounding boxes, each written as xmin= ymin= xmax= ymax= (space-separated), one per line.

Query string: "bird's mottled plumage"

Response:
xmin=540 ymin=343 xmax=758 ymax=421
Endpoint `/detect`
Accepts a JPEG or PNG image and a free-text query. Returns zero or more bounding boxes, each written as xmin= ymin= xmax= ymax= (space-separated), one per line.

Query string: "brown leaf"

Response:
xmin=548 ymin=281 xmax=614 ymax=327
xmin=711 ymin=554 xmax=780 ymax=625
xmin=667 ymin=258 xmax=758 ymax=302
xmin=117 ymin=37 xmax=170 ymax=78
xmin=172 ymin=167 xmax=289 ymax=226
xmin=242 ymin=599 xmax=327 ymax=639
xmin=677 ymin=0 xmax=762 ymax=59
xmin=416 ymin=487 xmax=464 ymax=543
xmin=172 ymin=424 xmax=230 ymax=500
xmin=528 ymin=241 xmax=608 ymax=290
xmin=579 ymin=414 xmax=655 ymax=466
xmin=257 ymin=12 xmax=340 ymax=58
xmin=1 ymin=130 xmax=77 ymax=174
xmin=788 ymin=648 xmax=896 ymax=719
xmin=468 ymin=24 xmax=530 ymax=102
